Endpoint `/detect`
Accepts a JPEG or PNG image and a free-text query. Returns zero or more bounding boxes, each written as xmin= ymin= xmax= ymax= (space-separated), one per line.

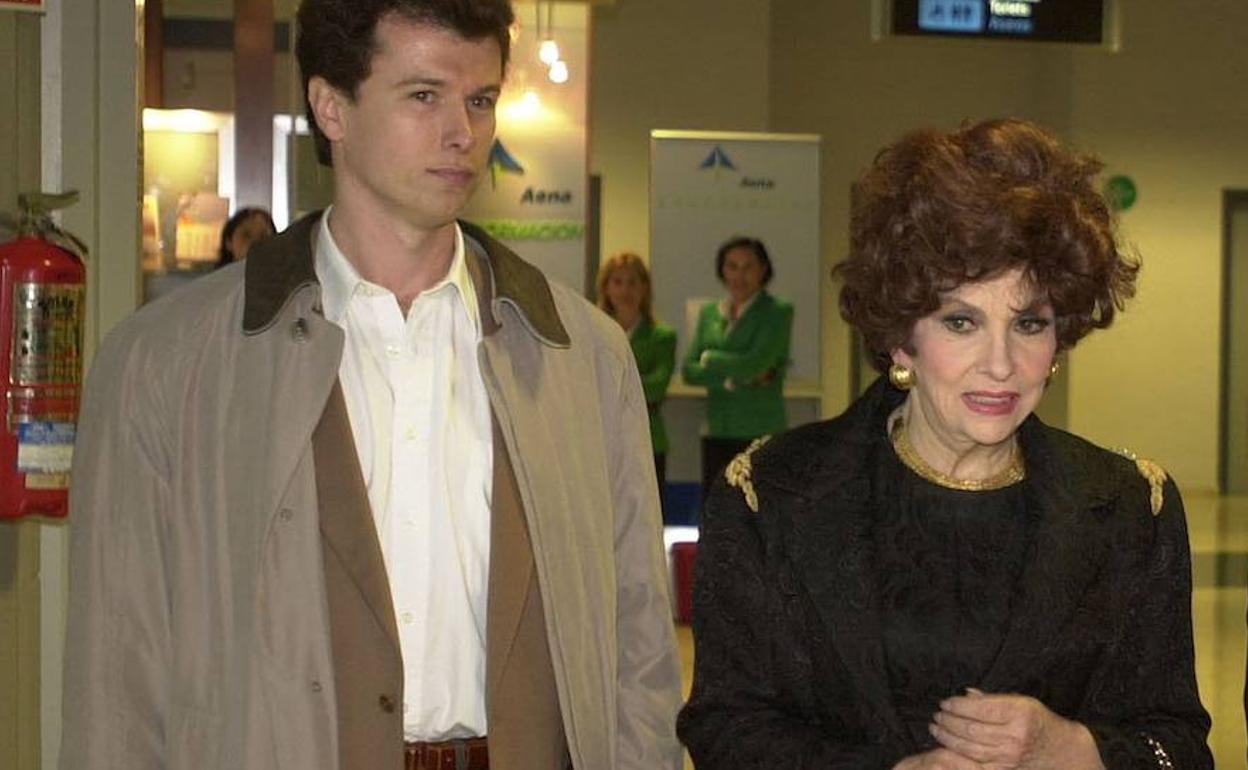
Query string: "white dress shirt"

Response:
xmin=314 ymin=211 xmax=493 ymax=740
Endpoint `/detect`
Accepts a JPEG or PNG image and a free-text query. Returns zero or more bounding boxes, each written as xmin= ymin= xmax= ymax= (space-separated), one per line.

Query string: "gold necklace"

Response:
xmin=889 ymin=418 xmax=1025 ymax=491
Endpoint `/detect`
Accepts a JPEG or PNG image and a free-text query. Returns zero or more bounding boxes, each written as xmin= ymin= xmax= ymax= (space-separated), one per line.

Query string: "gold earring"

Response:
xmin=1049 ymin=360 xmax=1060 ymax=378
xmin=888 ymin=363 xmax=915 ymax=391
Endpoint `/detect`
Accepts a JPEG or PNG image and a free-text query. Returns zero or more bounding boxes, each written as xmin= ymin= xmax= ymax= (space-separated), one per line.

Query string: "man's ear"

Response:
xmin=307 ymin=76 xmax=349 ymax=143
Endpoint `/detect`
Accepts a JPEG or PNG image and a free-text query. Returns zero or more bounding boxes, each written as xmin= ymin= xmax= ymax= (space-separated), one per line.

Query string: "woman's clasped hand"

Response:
xmin=894 ymin=689 xmax=1102 ymax=769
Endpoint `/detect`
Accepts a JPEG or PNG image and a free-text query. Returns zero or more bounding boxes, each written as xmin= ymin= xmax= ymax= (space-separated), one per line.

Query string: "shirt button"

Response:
xmin=279 ymin=508 xmax=294 ymax=521
xmin=404 ymin=426 xmax=417 ymax=441
xmin=400 ymin=612 xmax=415 ymax=625
xmin=378 ymin=694 xmax=396 ymax=713
xmin=310 ymin=680 xmax=322 ymax=693
xmin=385 ymin=344 xmax=401 ymax=357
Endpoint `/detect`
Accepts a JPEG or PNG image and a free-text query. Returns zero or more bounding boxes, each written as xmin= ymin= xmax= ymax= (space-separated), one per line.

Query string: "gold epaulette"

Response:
xmin=1113 ymin=447 xmax=1168 ymax=516
xmin=724 ymin=436 xmax=771 ymax=513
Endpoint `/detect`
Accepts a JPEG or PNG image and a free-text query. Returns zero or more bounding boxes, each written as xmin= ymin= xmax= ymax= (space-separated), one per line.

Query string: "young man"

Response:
xmin=60 ymin=1 xmax=682 ymax=768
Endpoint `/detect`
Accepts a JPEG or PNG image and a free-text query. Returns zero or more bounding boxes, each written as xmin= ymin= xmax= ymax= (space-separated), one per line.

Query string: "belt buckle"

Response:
xmin=406 ymin=736 xmax=484 ymax=770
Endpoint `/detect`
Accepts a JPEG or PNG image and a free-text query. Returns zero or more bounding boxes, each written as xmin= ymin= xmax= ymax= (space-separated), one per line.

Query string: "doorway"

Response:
xmin=1220 ymin=190 xmax=1248 ymax=494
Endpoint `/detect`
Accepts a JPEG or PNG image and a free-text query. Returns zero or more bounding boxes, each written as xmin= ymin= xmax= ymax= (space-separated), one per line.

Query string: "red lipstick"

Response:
xmin=962 ymin=391 xmax=1019 ymax=416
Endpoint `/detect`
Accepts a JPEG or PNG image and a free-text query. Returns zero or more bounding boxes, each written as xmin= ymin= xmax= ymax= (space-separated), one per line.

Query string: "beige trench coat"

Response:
xmin=60 ymin=215 xmax=682 ymax=769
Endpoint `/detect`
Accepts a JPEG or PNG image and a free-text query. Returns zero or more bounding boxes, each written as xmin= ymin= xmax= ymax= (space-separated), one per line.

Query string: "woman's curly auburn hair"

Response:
xmin=836 ymin=118 xmax=1139 ymax=371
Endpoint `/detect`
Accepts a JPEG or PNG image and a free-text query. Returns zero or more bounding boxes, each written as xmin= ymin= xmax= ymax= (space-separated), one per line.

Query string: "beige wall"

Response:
xmin=590 ymin=0 xmax=771 ymax=263
xmin=769 ymin=2 xmax=1067 ymax=422
xmin=1055 ymin=1 xmax=1248 ymax=493
xmin=0 ymin=9 xmax=44 ymax=770
xmin=761 ymin=0 xmax=1246 ymax=491
xmin=591 ymin=0 xmax=1246 ymax=489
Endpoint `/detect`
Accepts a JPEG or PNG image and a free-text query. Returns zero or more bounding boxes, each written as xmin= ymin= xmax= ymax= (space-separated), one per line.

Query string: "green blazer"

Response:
xmin=682 ymin=291 xmax=794 ymax=439
xmin=630 ymin=318 xmax=677 ymax=455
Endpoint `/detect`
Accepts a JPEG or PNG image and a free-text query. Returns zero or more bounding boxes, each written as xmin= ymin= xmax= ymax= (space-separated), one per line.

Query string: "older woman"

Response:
xmin=597 ymin=252 xmax=677 ymax=508
xmin=678 ymin=119 xmax=1212 ymax=769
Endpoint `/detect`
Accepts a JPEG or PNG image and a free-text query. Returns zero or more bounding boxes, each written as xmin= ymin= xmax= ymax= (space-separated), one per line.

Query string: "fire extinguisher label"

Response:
xmin=16 ymin=421 xmax=75 ymax=474
xmin=11 ymin=283 xmax=85 ymax=386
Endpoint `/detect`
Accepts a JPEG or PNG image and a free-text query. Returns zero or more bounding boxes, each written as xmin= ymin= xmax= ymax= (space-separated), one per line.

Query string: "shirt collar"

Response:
xmin=245 ymin=212 xmax=570 ymax=348
xmin=314 ymin=207 xmax=480 ymax=334
xmin=720 ymin=290 xmax=762 ymax=323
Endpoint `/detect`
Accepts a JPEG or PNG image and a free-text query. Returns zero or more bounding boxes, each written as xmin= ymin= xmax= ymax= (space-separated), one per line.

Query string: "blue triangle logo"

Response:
xmin=488 ymin=139 xmax=525 ymax=189
xmin=699 ymin=145 xmax=737 ymax=171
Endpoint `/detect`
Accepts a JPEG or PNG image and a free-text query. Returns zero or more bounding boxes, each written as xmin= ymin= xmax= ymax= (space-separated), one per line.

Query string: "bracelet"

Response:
xmin=1141 ymin=733 xmax=1174 ymax=770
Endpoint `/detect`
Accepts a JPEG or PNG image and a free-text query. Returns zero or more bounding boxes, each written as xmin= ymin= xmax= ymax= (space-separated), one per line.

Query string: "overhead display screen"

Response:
xmin=892 ymin=0 xmax=1105 ymax=44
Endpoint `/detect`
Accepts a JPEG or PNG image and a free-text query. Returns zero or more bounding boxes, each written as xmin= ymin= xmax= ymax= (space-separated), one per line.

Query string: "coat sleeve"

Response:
xmin=1081 ymin=476 xmax=1214 ymax=769
xmin=680 ymin=304 xmax=718 ymax=387
xmin=61 ymin=331 xmax=174 ymax=769
xmin=638 ymin=326 xmax=676 ymax=406
xmin=608 ymin=352 xmax=684 ymax=769
xmin=699 ymin=302 xmax=793 ymax=384
xmin=677 ymin=477 xmax=891 ymax=769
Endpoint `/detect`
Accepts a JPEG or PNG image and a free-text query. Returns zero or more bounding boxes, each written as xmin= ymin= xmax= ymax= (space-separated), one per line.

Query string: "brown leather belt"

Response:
xmin=403 ymin=737 xmax=488 ymax=770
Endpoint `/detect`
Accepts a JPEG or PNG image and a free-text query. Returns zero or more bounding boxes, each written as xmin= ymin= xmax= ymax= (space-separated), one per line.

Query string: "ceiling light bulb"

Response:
xmin=539 ymin=39 xmax=560 ymax=65
xmin=549 ymin=59 xmax=569 ymax=84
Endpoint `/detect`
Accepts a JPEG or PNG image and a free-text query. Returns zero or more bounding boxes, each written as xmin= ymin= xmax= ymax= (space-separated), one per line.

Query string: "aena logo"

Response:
xmin=699 ymin=144 xmax=776 ymax=190
xmin=699 ymin=145 xmax=737 ymax=173
xmin=488 ymin=138 xmax=574 ymax=205
xmin=488 ymin=139 xmax=525 ymax=190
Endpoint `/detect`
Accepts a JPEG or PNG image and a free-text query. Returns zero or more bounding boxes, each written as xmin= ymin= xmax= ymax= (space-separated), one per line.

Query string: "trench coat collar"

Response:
xmin=769 ymin=377 xmax=1121 ymax=744
xmin=242 ymin=211 xmax=570 ymax=347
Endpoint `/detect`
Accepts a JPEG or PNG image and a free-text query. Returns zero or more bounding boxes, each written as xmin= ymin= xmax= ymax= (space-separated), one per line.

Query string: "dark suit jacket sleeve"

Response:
xmin=1081 ymin=476 xmax=1214 ymax=769
xmin=677 ymin=479 xmax=891 ymax=769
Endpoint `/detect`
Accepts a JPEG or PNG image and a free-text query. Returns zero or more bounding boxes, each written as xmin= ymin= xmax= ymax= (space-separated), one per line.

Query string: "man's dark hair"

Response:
xmin=296 ymin=0 xmax=514 ymax=166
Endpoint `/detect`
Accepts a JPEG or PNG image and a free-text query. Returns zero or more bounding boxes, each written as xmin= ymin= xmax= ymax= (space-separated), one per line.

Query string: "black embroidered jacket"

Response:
xmin=677 ymin=379 xmax=1213 ymax=769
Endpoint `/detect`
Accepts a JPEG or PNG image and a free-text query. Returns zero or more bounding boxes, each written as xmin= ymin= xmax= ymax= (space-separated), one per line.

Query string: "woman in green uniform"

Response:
xmin=682 ymin=236 xmax=793 ymax=502
xmin=597 ymin=252 xmax=677 ymax=515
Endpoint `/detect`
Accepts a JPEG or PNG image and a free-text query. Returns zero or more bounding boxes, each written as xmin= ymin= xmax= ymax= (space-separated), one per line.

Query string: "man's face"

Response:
xmin=312 ymin=15 xmax=502 ymax=230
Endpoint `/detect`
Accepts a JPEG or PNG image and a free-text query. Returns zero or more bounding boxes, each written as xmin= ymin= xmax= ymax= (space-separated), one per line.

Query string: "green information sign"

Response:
xmin=477 ymin=219 xmax=585 ymax=242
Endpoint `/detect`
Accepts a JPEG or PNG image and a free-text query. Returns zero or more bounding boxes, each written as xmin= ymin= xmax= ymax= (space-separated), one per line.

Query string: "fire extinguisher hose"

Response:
xmin=0 ymin=190 xmax=89 ymax=262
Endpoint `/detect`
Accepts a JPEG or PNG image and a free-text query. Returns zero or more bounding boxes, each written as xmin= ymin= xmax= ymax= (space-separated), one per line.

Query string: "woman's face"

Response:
xmin=228 ymin=213 xmax=274 ymax=261
xmin=892 ymin=268 xmax=1057 ymax=457
xmin=721 ymin=246 xmax=765 ymax=305
xmin=605 ymin=266 xmax=645 ymax=319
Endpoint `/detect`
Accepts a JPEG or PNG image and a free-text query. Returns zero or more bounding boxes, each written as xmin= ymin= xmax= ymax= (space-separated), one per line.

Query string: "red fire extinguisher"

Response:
xmin=0 ymin=192 xmax=87 ymax=519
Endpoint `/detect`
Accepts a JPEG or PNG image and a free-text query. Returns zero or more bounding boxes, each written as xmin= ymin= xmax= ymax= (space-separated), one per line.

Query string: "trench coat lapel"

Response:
xmin=241 ymin=214 xmax=401 ymax=657
xmin=235 ymin=310 xmax=341 ymax=529
xmin=463 ymin=232 xmax=549 ymax=711
xmin=239 ymin=214 xmax=343 ymax=528
xmin=980 ymin=419 xmax=1111 ymax=691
